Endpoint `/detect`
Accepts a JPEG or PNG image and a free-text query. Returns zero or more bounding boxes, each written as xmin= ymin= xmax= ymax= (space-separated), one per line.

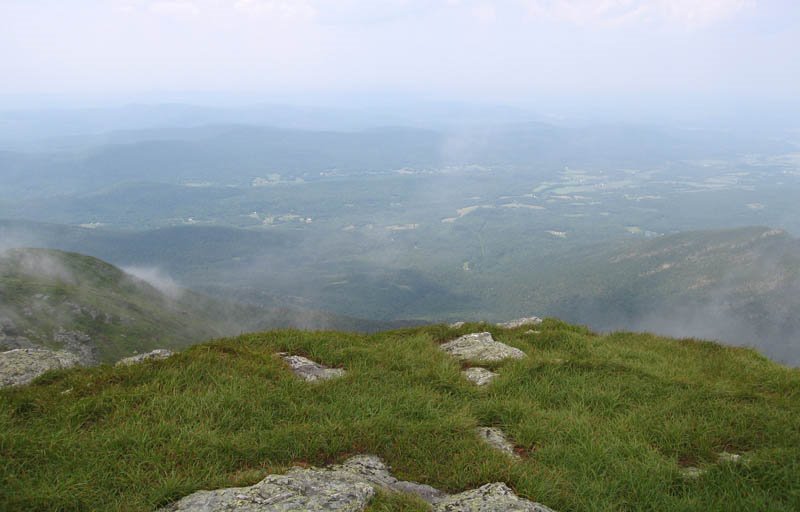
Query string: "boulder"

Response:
xmin=434 ymin=482 xmax=555 ymax=512
xmin=0 ymin=348 xmax=81 ymax=388
xmin=116 ymin=349 xmax=174 ymax=367
xmin=278 ymin=353 xmax=346 ymax=382
xmin=440 ymin=333 xmax=526 ymax=362
xmin=497 ymin=317 xmax=543 ymax=329
xmin=462 ymin=367 xmax=498 ymax=386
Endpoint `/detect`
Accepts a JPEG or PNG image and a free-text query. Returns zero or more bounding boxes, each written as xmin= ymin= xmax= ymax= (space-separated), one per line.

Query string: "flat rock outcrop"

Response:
xmin=159 ymin=461 xmax=374 ymax=511
xmin=159 ymin=455 xmax=551 ymax=512
xmin=116 ymin=349 xmax=174 ymax=367
xmin=0 ymin=348 xmax=81 ymax=388
xmin=462 ymin=367 xmax=498 ymax=386
xmin=477 ymin=427 xmax=520 ymax=459
xmin=278 ymin=353 xmax=346 ymax=382
xmin=435 ymin=482 xmax=555 ymax=511
xmin=497 ymin=317 xmax=543 ymax=329
xmin=440 ymin=332 xmax=526 ymax=362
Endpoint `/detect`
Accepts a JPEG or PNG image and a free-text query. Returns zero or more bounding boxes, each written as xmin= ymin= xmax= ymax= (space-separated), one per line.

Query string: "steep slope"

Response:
xmin=0 ymin=248 xmax=406 ymax=364
xmin=1 ymin=321 xmax=798 ymax=511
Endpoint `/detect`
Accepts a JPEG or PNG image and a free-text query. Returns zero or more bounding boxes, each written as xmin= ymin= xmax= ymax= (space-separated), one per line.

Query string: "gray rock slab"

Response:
xmin=440 ymin=333 xmax=526 ymax=362
xmin=449 ymin=321 xmax=465 ymax=328
xmin=337 ymin=455 xmax=447 ymax=504
xmin=160 ymin=455 xmax=556 ymax=512
xmin=278 ymin=353 xmax=346 ymax=382
xmin=497 ymin=317 xmax=543 ymax=329
xmin=116 ymin=349 xmax=174 ymax=367
xmin=159 ymin=467 xmax=375 ymax=511
xmin=0 ymin=348 xmax=81 ymax=388
xmin=462 ymin=367 xmax=498 ymax=386
xmin=434 ymin=482 xmax=555 ymax=512
xmin=477 ymin=427 xmax=520 ymax=459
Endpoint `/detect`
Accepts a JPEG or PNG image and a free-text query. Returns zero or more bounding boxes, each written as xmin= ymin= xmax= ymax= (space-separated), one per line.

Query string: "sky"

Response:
xmin=1 ymin=0 xmax=799 ymax=108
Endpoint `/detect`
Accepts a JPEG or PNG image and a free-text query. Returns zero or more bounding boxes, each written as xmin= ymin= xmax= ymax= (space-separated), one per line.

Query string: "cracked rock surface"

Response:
xmin=440 ymin=332 xmax=526 ymax=362
xmin=462 ymin=367 xmax=498 ymax=386
xmin=116 ymin=349 xmax=174 ymax=366
xmin=0 ymin=348 xmax=81 ymax=388
xmin=159 ymin=455 xmax=552 ymax=511
xmin=278 ymin=353 xmax=346 ymax=382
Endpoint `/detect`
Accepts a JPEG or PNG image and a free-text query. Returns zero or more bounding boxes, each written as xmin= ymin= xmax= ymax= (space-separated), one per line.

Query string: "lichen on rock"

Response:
xmin=278 ymin=353 xmax=346 ymax=382
xmin=159 ymin=455 xmax=552 ymax=512
xmin=462 ymin=367 xmax=498 ymax=386
xmin=440 ymin=332 xmax=526 ymax=362
xmin=0 ymin=348 xmax=81 ymax=388
xmin=434 ymin=482 xmax=555 ymax=512
xmin=116 ymin=349 xmax=174 ymax=367
xmin=477 ymin=427 xmax=520 ymax=459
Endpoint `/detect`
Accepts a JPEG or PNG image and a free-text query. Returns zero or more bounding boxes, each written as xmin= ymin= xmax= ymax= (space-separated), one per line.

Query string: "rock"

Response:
xmin=52 ymin=328 xmax=96 ymax=365
xmin=449 ymin=321 xmax=465 ymax=328
xmin=434 ymin=482 xmax=555 ymax=512
xmin=679 ymin=467 xmax=705 ymax=479
xmin=160 ymin=455 xmax=554 ymax=512
xmin=0 ymin=348 xmax=81 ymax=388
xmin=477 ymin=427 xmax=520 ymax=459
xmin=462 ymin=367 xmax=498 ymax=386
xmin=497 ymin=317 xmax=543 ymax=329
xmin=337 ymin=455 xmax=447 ymax=504
xmin=116 ymin=349 xmax=174 ymax=366
xmin=278 ymin=353 xmax=346 ymax=382
xmin=159 ymin=465 xmax=375 ymax=511
xmin=718 ymin=452 xmax=743 ymax=464
xmin=524 ymin=330 xmax=541 ymax=335
xmin=440 ymin=333 xmax=526 ymax=362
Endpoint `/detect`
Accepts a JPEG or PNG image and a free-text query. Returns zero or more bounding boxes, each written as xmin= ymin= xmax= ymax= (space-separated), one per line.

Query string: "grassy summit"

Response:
xmin=1 ymin=321 xmax=799 ymax=511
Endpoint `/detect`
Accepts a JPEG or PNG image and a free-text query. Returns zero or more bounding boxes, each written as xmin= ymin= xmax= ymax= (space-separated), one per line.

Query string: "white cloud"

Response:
xmin=519 ymin=0 xmax=751 ymax=27
xmin=234 ymin=0 xmax=317 ymax=20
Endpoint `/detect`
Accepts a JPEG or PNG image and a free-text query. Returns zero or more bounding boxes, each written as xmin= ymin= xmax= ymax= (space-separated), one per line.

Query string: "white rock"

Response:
xmin=462 ymin=367 xmax=498 ymax=386
xmin=497 ymin=317 xmax=543 ymax=329
xmin=434 ymin=482 xmax=555 ymax=511
xmin=0 ymin=348 xmax=81 ymax=388
xmin=116 ymin=349 xmax=174 ymax=366
xmin=279 ymin=353 xmax=346 ymax=382
xmin=477 ymin=427 xmax=521 ymax=459
xmin=440 ymin=333 xmax=526 ymax=362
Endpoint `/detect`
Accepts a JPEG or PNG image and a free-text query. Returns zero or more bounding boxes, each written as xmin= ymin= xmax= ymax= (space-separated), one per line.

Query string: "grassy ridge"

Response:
xmin=1 ymin=320 xmax=799 ymax=511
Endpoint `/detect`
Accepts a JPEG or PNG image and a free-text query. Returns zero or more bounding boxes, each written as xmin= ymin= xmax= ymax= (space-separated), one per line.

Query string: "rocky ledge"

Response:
xmin=159 ymin=454 xmax=553 ymax=511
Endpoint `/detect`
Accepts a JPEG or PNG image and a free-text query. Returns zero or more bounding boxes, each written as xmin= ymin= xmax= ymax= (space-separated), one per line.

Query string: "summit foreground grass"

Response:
xmin=1 ymin=320 xmax=799 ymax=511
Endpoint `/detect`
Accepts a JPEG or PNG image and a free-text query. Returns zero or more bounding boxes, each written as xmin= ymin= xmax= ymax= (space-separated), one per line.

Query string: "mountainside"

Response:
xmin=530 ymin=227 xmax=800 ymax=364
xmin=3 ymin=222 xmax=799 ymax=364
xmin=1 ymin=321 xmax=798 ymax=511
xmin=0 ymin=248 xmax=408 ymax=364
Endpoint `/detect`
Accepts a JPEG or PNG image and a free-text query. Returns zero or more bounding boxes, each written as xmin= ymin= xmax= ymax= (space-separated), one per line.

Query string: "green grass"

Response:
xmin=1 ymin=320 xmax=799 ymax=511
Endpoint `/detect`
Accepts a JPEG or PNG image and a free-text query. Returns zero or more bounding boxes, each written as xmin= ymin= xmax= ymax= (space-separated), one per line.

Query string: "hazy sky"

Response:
xmin=2 ymin=0 xmax=798 ymax=105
